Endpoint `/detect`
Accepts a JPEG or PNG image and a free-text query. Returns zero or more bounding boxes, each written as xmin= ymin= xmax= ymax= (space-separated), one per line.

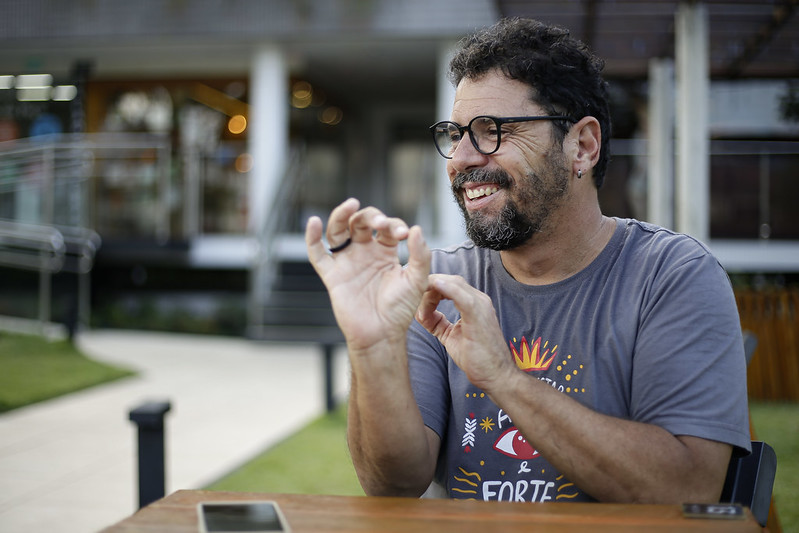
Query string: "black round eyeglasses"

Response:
xmin=429 ymin=115 xmax=576 ymax=159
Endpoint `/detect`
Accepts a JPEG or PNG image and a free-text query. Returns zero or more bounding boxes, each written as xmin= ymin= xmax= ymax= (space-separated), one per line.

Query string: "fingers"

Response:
xmin=326 ymin=198 xmax=361 ymax=247
xmin=415 ymin=274 xmax=492 ymax=342
xmin=425 ymin=274 xmax=495 ymax=324
xmin=349 ymin=207 xmax=409 ymax=247
xmin=415 ymin=274 xmax=466 ymax=333
xmin=415 ymin=283 xmax=450 ymax=336
xmin=325 ymin=198 xmax=410 ymax=249
xmin=406 ymin=223 xmax=431 ymax=285
xmin=308 ymin=199 xmax=418 ymax=276
xmin=406 ymin=225 xmax=430 ymax=270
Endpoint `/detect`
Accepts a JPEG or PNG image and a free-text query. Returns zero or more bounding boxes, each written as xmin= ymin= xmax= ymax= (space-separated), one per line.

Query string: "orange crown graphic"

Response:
xmin=509 ymin=336 xmax=556 ymax=372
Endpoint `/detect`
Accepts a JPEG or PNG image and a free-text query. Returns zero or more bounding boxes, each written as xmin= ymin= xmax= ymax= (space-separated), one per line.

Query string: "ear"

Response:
xmin=570 ymin=116 xmax=601 ymax=176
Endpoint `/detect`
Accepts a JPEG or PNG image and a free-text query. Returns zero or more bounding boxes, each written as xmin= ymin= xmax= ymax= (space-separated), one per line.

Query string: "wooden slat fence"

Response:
xmin=735 ymin=288 xmax=799 ymax=402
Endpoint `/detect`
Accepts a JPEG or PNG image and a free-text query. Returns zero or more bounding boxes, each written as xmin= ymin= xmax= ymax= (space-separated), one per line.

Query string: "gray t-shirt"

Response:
xmin=407 ymin=218 xmax=751 ymax=502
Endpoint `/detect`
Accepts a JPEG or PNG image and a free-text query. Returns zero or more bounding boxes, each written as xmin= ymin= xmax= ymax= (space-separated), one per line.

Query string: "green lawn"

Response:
xmin=205 ymin=404 xmax=363 ymax=496
xmin=0 ymin=331 xmax=135 ymax=413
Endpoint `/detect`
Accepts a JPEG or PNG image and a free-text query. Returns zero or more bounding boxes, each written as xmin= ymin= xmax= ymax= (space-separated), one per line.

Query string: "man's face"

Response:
xmin=446 ymin=71 xmax=571 ymax=250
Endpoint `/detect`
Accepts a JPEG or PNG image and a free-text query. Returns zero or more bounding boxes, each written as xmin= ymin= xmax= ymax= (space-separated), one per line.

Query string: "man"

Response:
xmin=305 ymin=18 xmax=750 ymax=504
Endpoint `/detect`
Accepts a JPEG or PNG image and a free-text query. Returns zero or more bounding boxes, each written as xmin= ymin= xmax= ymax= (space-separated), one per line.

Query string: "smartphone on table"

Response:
xmin=197 ymin=501 xmax=291 ymax=532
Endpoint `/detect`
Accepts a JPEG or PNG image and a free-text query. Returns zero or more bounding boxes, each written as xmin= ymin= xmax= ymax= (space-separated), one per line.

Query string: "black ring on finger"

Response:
xmin=328 ymin=238 xmax=352 ymax=254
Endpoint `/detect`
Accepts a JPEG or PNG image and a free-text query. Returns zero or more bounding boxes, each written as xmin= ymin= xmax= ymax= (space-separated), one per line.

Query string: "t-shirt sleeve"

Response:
xmin=407 ymin=318 xmax=450 ymax=439
xmin=630 ymin=249 xmax=751 ymax=455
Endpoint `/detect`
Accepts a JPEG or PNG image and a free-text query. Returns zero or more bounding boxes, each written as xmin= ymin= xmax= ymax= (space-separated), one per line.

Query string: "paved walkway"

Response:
xmin=0 ymin=328 xmax=349 ymax=533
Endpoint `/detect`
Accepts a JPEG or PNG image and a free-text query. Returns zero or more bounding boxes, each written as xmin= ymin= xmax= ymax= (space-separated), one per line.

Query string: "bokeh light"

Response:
xmin=228 ymin=114 xmax=247 ymax=134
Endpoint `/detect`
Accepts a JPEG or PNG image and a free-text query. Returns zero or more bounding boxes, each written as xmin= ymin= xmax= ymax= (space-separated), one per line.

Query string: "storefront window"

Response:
xmin=87 ymin=79 xmax=250 ymax=240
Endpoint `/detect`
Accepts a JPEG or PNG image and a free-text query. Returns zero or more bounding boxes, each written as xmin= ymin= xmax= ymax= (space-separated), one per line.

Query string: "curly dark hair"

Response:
xmin=449 ymin=18 xmax=612 ymax=188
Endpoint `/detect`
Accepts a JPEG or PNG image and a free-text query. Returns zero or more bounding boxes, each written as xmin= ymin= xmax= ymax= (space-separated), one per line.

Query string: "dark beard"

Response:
xmin=451 ymin=154 xmax=569 ymax=251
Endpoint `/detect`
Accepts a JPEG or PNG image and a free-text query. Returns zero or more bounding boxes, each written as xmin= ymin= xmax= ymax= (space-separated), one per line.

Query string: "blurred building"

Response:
xmin=0 ymin=0 xmax=797 ymax=337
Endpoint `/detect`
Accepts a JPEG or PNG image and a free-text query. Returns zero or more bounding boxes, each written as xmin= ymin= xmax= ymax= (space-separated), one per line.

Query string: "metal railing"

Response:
xmin=247 ymin=144 xmax=309 ymax=337
xmin=0 ymin=134 xmax=143 ymax=332
xmin=0 ymin=133 xmax=172 ymax=236
xmin=0 ymin=220 xmax=66 ymax=273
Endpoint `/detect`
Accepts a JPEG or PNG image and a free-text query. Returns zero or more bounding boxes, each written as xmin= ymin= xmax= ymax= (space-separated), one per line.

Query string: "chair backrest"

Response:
xmin=720 ymin=440 xmax=777 ymax=527
xmin=742 ymin=331 xmax=758 ymax=366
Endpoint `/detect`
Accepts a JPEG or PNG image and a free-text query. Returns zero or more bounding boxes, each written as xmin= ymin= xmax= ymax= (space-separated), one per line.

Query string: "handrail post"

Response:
xmin=129 ymin=400 xmax=172 ymax=509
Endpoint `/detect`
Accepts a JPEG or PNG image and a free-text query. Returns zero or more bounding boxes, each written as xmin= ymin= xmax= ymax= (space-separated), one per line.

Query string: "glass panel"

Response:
xmin=387 ymin=141 xmax=438 ymax=233
xmin=87 ymin=79 xmax=250 ymax=240
xmin=710 ymin=153 xmax=760 ymax=239
xmin=200 ymin=141 xmax=249 ymax=234
xmin=292 ymin=144 xmax=345 ymax=232
xmin=769 ymin=154 xmax=799 ymax=239
xmin=709 ymin=141 xmax=799 ymax=240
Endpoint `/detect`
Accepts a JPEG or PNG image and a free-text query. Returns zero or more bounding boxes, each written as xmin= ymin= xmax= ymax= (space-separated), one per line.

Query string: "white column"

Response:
xmin=675 ymin=2 xmax=710 ymax=242
xmin=434 ymin=42 xmax=466 ymax=245
xmin=248 ymin=45 xmax=289 ymax=234
xmin=647 ymin=58 xmax=675 ymax=229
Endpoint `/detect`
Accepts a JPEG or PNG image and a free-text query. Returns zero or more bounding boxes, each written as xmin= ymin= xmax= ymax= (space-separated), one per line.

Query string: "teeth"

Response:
xmin=466 ymin=186 xmax=499 ymax=200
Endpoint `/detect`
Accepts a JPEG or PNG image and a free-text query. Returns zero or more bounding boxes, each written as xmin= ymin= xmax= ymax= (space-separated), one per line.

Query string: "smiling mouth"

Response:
xmin=465 ymin=185 xmax=500 ymax=200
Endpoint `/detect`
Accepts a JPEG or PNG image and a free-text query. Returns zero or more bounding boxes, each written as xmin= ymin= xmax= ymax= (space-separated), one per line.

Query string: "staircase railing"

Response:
xmin=0 ymin=220 xmax=66 ymax=273
xmin=247 ymin=144 xmax=308 ymax=338
xmin=0 ymin=134 xmax=123 ymax=334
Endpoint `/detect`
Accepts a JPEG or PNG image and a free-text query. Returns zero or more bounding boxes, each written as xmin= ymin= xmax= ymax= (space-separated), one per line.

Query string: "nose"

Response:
xmin=447 ymin=132 xmax=489 ymax=179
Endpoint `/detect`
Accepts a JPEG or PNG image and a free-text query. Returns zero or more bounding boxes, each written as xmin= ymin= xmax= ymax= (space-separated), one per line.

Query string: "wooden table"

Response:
xmin=101 ymin=490 xmax=762 ymax=532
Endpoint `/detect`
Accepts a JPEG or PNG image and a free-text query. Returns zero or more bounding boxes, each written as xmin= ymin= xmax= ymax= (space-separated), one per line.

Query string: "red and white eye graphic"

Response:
xmin=493 ymin=427 xmax=539 ymax=459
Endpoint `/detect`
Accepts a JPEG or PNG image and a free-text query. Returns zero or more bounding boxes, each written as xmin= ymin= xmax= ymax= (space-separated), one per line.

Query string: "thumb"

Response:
xmin=305 ymin=215 xmax=334 ymax=278
xmin=406 ymin=225 xmax=431 ymax=284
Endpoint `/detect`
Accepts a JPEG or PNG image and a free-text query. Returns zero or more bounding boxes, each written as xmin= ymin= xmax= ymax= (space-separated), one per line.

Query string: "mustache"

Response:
xmin=451 ymin=168 xmax=512 ymax=192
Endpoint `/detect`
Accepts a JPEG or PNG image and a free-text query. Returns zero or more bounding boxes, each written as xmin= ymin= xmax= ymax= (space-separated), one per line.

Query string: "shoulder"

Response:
xmin=610 ymin=219 xmax=734 ymax=304
xmin=615 ymin=218 xmax=719 ymax=269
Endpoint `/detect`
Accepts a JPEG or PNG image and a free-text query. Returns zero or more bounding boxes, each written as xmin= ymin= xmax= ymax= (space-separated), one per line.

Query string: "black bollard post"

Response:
xmin=128 ymin=400 xmax=171 ymax=509
xmin=323 ymin=344 xmax=335 ymax=413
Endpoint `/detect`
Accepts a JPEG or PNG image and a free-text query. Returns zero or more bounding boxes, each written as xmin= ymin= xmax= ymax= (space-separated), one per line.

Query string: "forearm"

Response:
xmin=347 ymin=340 xmax=437 ymax=497
xmin=491 ymin=370 xmax=731 ymax=503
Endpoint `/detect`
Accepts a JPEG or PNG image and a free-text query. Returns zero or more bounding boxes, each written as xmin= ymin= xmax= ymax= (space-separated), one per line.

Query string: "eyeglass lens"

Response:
xmin=434 ymin=116 xmax=500 ymax=158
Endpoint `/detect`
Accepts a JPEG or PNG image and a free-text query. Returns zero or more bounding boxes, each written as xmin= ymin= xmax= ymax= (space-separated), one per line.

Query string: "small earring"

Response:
xmin=577 ymin=169 xmax=582 ymax=179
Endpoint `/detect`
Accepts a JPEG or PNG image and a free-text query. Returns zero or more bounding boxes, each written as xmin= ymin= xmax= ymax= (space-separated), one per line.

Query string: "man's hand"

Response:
xmin=307 ymin=199 xmax=439 ymax=497
xmin=416 ymin=273 xmax=519 ymax=394
xmin=306 ymin=198 xmax=431 ymax=353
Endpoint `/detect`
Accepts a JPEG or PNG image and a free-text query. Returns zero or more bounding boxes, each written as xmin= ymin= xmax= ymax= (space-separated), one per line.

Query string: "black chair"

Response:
xmin=742 ymin=330 xmax=758 ymax=366
xmin=720 ymin=440 xmax=777 ymax=527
